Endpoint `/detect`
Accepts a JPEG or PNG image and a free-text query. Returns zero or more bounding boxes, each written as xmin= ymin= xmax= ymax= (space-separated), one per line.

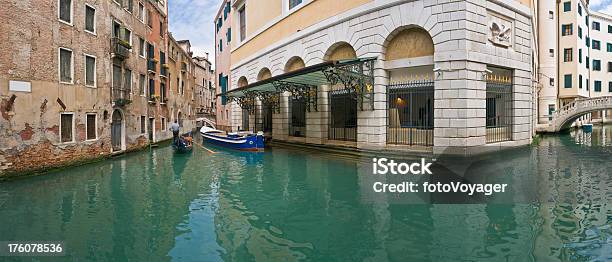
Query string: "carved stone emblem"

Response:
xmin=487 ymin=13 xmax=513 ymax=48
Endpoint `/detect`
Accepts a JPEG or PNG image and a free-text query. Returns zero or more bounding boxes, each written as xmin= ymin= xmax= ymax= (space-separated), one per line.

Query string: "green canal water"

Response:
xmin=0 ymin=127 xmax=611 ymax=261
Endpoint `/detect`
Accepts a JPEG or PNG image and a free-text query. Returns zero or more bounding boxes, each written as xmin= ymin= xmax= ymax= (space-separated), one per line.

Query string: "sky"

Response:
xmin=168 ymin=0 xmax=219 ymax=66
xmin=169 ymin=0 xmax=612 ymax=69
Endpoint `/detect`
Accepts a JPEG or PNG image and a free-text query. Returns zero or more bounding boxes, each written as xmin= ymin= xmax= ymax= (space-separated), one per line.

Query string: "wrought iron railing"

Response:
xmin=147 ymin=59 xmax=157 ymax=72
xmin=485 ymin=76 xmax=513 ymax=143
xmin=111 ymin=37 xmax=130 ymax=59
xmin=112 ymin=87 xmax=131 ymax=106
xmin=386 ymin=80 xmax=434 ymax=146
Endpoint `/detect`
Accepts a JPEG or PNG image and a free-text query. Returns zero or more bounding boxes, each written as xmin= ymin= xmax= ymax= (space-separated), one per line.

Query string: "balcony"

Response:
xmin=161 ymin=64 xmax=168 ymax=78
xmin=181 ymin=62 xmax=187 ymax=73
xmin=111 ymin=38 xmax=131 ymax=60
xmin=147 ymin=59 xmax=157 ymax=74
xmin=112 ymin=87 xmax=131 ymax=107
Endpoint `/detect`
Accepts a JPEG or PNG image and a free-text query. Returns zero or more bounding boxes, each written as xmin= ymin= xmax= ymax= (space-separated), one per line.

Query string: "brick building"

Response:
xmin=0 ymin=0 xmax=197 ymax=177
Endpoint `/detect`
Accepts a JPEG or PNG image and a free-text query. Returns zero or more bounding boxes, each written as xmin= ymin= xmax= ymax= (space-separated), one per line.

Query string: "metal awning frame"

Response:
xmin=224 ymin=57 xmax=376 ymax=112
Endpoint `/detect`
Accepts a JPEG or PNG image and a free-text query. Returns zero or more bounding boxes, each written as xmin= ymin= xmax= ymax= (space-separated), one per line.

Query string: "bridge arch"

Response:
xmin=543 ymin=96 xmax=612 ymax=132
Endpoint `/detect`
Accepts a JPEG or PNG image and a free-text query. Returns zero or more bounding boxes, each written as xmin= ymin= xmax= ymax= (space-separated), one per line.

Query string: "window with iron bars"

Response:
xmin=485 ymin=69 xmax=513 ymax=144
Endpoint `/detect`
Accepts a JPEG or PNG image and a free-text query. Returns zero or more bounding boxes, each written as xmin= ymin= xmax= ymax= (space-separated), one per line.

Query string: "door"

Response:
xmin=148 ymin=117 xmax=154 ymax=142
xmin=111 ymin=110 xmax=122 ymax=151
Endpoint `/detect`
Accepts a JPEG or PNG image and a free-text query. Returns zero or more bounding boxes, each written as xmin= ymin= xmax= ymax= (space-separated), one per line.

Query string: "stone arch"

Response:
xmin=257 ymin=67 xmax=272 ymax=81
xmin=284 ymin=56 xmax=305 ymax=73
xmin=111 ymin=109 xmax=125 ymax=152
xmin=324 ymin=42 xmax=357 ymax=62
xmin=238 ymin=76 xmax=249 ymax=88
xmin=383 ymin=26 xmax=434 ymax=61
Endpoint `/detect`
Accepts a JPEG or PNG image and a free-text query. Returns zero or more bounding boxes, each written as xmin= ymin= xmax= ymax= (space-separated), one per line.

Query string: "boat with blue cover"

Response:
xmin=200 ymin=126 xmax=264 ymax=151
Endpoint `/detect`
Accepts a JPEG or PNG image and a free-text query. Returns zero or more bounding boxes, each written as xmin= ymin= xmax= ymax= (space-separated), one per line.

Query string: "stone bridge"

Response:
xmin=537 ymin=96 xmax=612 ymax=132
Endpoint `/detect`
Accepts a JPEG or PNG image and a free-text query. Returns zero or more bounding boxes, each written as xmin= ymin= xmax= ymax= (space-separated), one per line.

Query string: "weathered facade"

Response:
xmin=193 ymin=55 xmax=216 ymax=121
xmin=0 ymin=0 xmax=197 ymax=177
xmin=224 ymin=0 xmax=536 ymax=155
xmin=214 ymin=0 xmax=233 ymax=131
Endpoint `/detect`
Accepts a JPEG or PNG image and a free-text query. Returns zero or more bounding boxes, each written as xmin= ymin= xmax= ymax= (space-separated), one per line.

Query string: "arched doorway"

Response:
xmin=237 ymin=76 xmax=250 ymax=131
xmin=285 ymin=57 xmax=306 ymax=137
xmin=384 ymin=27 xmax=435 ymax=146
xmin=257 ymin=68 xmax=273 ymax=134
xmin=111 ymin=109 xmax=123 ymax=151
xmin=325 ymin=42 xmax=358 ymax=141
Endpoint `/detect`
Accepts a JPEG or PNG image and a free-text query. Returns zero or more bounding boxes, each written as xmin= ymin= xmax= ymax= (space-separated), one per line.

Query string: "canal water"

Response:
xmin=0 ymin=127 xmax=610 ymax=261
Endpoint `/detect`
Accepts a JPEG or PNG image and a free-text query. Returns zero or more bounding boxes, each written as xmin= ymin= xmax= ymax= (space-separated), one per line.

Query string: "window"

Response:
xmin=289 ymin=0 xmax=303 ymax=9
xmin=579 ymin=49 xmax=582 ymax=63
xmin=59 ymin=48 xmax=73 ymax=83
xmin=60 ymin=113 xmax=74 ymax=143
xmin=593 ymin=40 xmax=600 ymax=50
xmin=112 ymin=21 xmax=121 ymax=38
xmin=219 ymin=39 xmax=222 ymax=52
xmin=159 ymin=21 xmax=163 ymax=37
xmin=564 ymin=74 xmax=572 ymax=88
xmin=562 ymin=24 xmax=573 ymax=36
xmin=585 ymin=15 xmax=589 ymax=26
xmin=593 ymin=21 xmax=600 ymax=31
xmin=124 ymin=69 xmax=132 ymax=92
xmin=149 ymin=78 xmax=155 ymax=99
xmin=578 ymin=4 xmax=582 ymax=15
xmin=138 ymin=2 xmax=145 ymax=22
xmin=84 ymin=54 xmax=96 ymax=87
xmin=563 ymin=1 xmax=571 ymax=12
xmin=239 ymin=6 xmax=246 ymax=41
xmin=579 ymin=75 xmax=583 ymax=89
xmin=227 ymin=27 xmax=232 ymax=43
xmin=85 ymin=5 xmax=96 ymax=34
xmin=594 ymin=81 xmax=602 ymax=92
xmin=563 ymin=48 xmax=572 ymax=62
xmin=607 ymin=43 xmax=612 ymax=52
xmin=126 ymin=0 xmax=133 ymax=12
xmin=586 ymin=56 xmax=590 ymax=68
xmin=59 ymin=0 xmax=72 ymax=24
xmin=548 ymin=11 xmax=553 ymax=19
xmin=586 ymin=79 xmax=589 ymax=91
xmin=161 ymin=118 xmax=166 ymax=130
xmin=123 ymin=28 xmax=132 ymax=47
xmin=586 ymin=36 xmax=590 ymax=47
xmin=112 ymin=65 xmax=122 ymax=89
xmin=549 ymin=49 xmax=554 ymax=57
xmin=609 ymin=25 xmax=612 ymax=34
xmin=578 ymin=26 xmax=582 ymax=38
xmin=86 ymin=114 xmax=97 ymax=140
xmin=609 ymin=82 xmax=612 ymax=92
xmin=609 ymin=62 xmax=612 ymax=72
xmin=224 ymin=2 xmax=230 ymax=20
xmin=139 ymin=74 xmax=146 ymax=95
xmin=139 ymin=37 xmax=145 ymax=57
xmin=140 ymin=116 xmax=146 ymax=134
xmin=217 ymin=18 xmax=222 ymax=33
xmin=593 ymin=60 xmax=601 ymax=71
xmin=147 ymin=9 xmax=152 ymax=27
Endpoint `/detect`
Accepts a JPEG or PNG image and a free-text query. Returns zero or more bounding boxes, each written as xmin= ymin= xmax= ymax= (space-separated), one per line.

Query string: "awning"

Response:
xmin=222 ymin=57 xmax=376 ymax=112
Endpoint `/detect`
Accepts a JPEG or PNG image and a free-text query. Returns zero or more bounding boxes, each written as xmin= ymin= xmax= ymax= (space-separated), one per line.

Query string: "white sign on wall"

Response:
xmin=9 ymin=80 xmax=32 ymax=92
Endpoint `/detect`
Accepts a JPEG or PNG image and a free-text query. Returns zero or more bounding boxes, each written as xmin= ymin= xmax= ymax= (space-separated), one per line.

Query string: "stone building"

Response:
xmin=214 ymin=0 xmax=233 ymax=131
xmin=220 ymin=0 xmax=535 ymax=155
xmin=193 ymin=54 xmax=216 ymax=120
xmin=536 ymin=0 xmax=612 ymax=125
xmin=0 ymin=0 xmax=196 ymax=176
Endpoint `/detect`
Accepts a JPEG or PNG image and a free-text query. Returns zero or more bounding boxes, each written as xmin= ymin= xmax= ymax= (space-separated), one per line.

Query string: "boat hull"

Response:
xmin=200 ymin=132 xmax=264 ymax=151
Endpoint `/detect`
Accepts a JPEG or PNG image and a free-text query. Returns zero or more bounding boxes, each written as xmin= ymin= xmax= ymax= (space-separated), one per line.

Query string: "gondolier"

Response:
xmin=170 ymin=120 xmax=180 ymax=144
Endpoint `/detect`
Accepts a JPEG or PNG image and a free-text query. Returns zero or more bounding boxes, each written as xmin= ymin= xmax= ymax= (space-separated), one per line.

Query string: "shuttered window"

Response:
xmin=85 ymin=5 xmax=95 ymax=33
xmin=85 ymin=55 xmax=96 ymax=87
xmin=86 ymin=114 xmax=96 ymax=140
xmin=60 ymin=113 xmax=73 ymax=143
xmin=59 ymin=48 xmax=73 ymax=83
xmin=59 ymin=0 xmax=72 ymax=23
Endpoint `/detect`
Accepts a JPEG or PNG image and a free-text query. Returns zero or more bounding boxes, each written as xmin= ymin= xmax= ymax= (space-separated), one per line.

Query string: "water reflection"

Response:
xmin=0 ymin=127 xmax=609 ymax=261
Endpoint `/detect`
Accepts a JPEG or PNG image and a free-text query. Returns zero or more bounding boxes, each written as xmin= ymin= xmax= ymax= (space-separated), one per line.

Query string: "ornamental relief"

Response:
xmin=487 ymin=12 xmax=513 ymax=48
